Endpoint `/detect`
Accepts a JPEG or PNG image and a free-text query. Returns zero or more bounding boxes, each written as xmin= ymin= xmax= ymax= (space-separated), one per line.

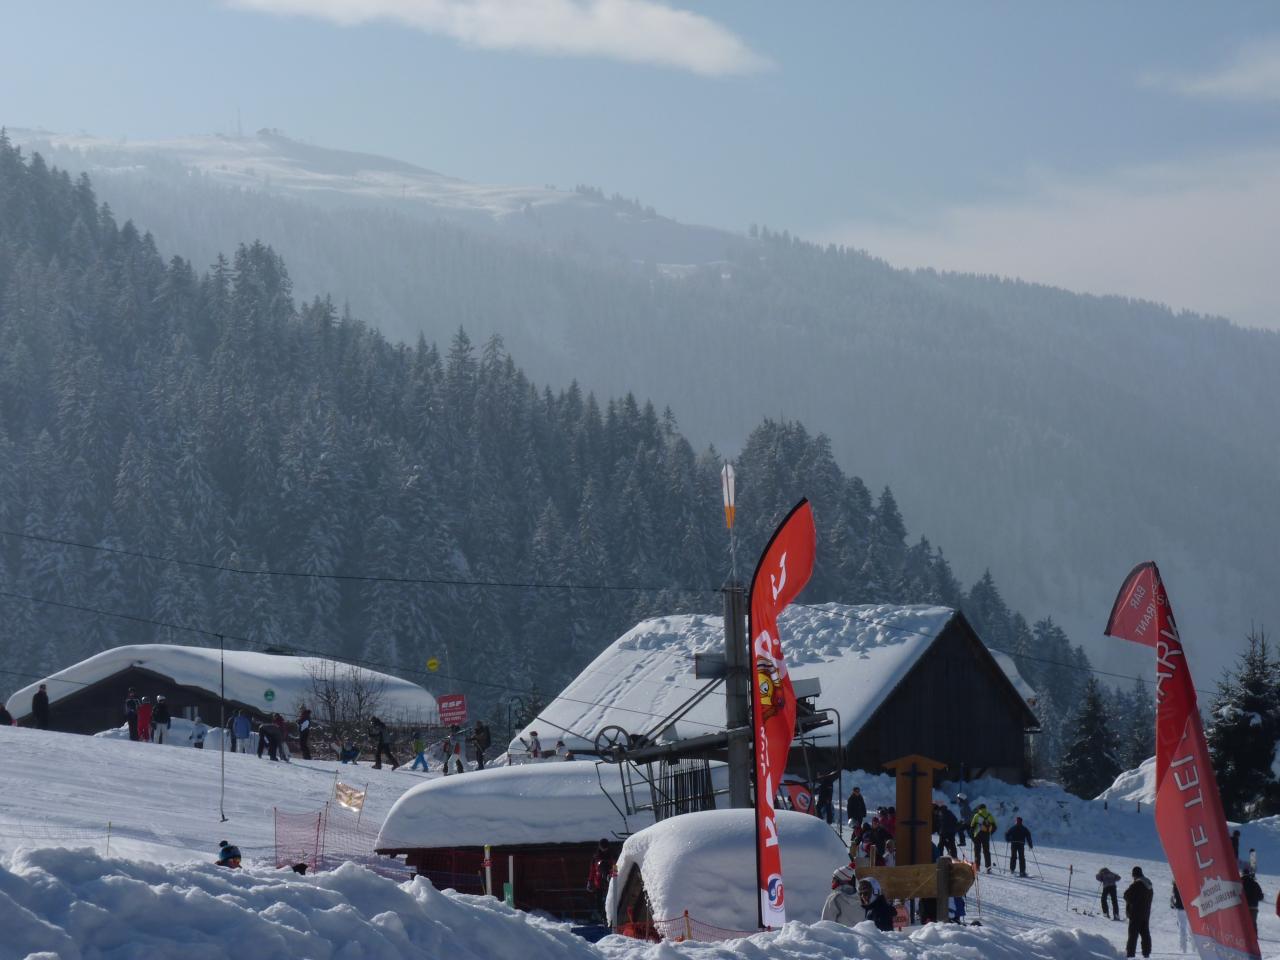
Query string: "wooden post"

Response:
xmin=883 ymin=754 xmax=948 ymax=866
xmin=936 ymin=856 xmax=951 ymax=922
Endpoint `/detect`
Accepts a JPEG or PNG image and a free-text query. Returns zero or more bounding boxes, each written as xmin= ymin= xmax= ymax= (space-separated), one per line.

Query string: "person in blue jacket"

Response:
xmin=232 ymin=709 xmax=253 ymax=754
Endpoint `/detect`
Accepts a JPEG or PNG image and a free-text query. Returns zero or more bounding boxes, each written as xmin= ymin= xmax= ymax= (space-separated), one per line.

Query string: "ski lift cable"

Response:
xmin=0 ymin=528 xmax=716 ymax=597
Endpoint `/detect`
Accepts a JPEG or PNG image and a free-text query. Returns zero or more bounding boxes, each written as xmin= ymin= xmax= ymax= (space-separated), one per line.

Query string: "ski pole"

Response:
xmin=1030 ymin=845 xmax=1043 ymax=880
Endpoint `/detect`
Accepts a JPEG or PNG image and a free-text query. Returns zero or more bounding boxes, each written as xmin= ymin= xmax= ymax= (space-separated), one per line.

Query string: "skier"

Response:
xmin=232 ymin=709 xmax=252 ymax=753
xmin=814 ymin=772 xmax=836 ymax=825
xmin=410 ymin=732 xmax=429 ymax=771
xmin=1097 ymin=866 xmax=1121 ymax=920
xmin=821 ymin=865 xmax=860 ymax=924
xmin=1242 ymin=866 xmax=1263 ymax=935
xmin=1004 ymin=816 xmax=1032 ymax=877
xmin=471 ymin=720 xmax=491 ymax=770
xmin=586 ymin=838 xmax=615 ymax=921
xmin=847 ymin=785 xmax=867 ymax=826
xmin=1123 ymin=866 xmax=1153 ymax=959
xmin=215 ymin=840 xmax=242 ymax=868
xmin=189 ymin=716 xmax=207 ymax=749
xmin=934 ymin=802 xmax=959 ymax=858
xmin=527 ymin=730 xmax=543 ymax=759
xmin=970 ymin=803 xmax=996 ymax=873
xmin=151 ymin=696 xmax=171 ymax=744
xmin=137 ymin=696 xmax=153 ymax=743
xmin=257 ymin=718 xmax=284 ymax=761
xmin=297 ymin=705 xmax=312 ymax=760
xmin=857 ymin=877 xmax=896 ymax=932
xmin=124 ymin=688 xmax=140 ymax=740
xmin=31 ymin=683 xmax=50 ymax=730
xmin=369 ymin=715 xmax=398 ymax=770
xmin=955 ymin=793 xmax=972 ymax=848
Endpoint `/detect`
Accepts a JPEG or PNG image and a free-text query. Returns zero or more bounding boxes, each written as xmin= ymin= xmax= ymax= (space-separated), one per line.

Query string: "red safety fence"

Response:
xmin=617 ymin=911 xmax=758 ymax=943
xmin=273 ymin=803 xmax=411 ymax=880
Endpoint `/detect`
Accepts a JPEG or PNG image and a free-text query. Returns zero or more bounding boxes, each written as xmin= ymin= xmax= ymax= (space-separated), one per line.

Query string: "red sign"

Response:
xmin=438 ymin=693 xmax=468 ymax=726
xmin=749 ymin=499 xmax=816 ymax=929
xmin=1106 ymin=562 xmax=1260 ymax=960
xmin=783 ymin=783 xmax=814 ymax=815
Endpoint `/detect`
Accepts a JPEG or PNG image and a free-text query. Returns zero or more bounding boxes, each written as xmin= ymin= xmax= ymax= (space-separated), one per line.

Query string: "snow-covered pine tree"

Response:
xmin=1206 ymin=631 xmax=1280 ymax=820
xmin=1059 ymin=677 xmax=1122 ymax=799
xmin=1121 ymin=676 xmax=1155 ymax=770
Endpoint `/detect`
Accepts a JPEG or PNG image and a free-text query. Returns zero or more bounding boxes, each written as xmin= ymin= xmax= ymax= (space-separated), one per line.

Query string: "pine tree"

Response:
xmin=1059 ymin=677 xmax=1122 ymax=799
xmin=1206 ymin=631 xmax=1280 ymax=820
xmin=1121 ymin=677 xmax=1155 ymax=770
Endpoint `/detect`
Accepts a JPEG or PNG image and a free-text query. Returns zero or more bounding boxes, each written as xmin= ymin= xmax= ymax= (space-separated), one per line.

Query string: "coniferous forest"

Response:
xmin=1 ymin=135 xmax=1136 ymax=779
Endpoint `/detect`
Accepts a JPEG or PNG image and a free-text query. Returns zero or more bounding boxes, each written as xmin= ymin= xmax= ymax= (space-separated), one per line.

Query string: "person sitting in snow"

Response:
xmin=821 ymin=864 xmax=860 ymax=924
xmin=339 ymin=740 xmax=361 ymax=764
xmin=216 ymin=840 xmax=242 ymax=868
xmin=857 ymin=877 xmax=896 ymax=932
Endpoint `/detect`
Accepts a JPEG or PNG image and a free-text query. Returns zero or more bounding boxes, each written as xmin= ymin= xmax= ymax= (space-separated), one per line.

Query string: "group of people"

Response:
xmin=123 ymin=687 xmax=208 ymax=747
xmin=521 ymin=730 xmax=576 ymax=762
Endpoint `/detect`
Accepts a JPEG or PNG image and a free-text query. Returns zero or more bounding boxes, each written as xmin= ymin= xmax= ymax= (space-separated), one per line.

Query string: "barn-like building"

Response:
xmin=4 ymin=644 xmax=438 ymax=736
xmin=509 ymin=603 xmax=1039 ymax=783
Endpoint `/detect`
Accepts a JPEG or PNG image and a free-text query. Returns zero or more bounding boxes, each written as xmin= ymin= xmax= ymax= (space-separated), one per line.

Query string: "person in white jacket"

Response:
xmin=189 ymin=716 xmax=207 ymax=749
xmin=821 ymin=865 xmax=861 ymax=925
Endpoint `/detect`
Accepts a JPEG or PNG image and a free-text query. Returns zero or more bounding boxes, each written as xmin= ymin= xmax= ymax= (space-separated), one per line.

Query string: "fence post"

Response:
xmin=684 ymin=910 xmax=692 ymax=941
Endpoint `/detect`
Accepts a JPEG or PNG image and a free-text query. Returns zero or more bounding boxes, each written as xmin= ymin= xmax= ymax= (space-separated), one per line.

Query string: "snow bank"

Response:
xmin=595 ymin=921 xmax=1120 ymax=960
xmin=608 ymin=810 xmax=848 ymax=930
xmin=5 ymin=644 xmax=437 ymax=722
xmin=1096 ymin=758 xmax=1156 ymax=808
xmin=512 ymin=604 xmax=1033 ymax=756
xmin=377 ymin=761 xmax=647 ymax=851
xmin=0 ymin=847 xmax=600 ymax=960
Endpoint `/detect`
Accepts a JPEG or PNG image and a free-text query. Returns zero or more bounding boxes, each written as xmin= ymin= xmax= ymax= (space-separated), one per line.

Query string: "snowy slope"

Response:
xmin=510 ymin=604 xmax=1029 ymax=754
xmin=7 ymin=725 xmax=1280 ymax=958
xmin=5 ymin=644 xmax=437 ymax=723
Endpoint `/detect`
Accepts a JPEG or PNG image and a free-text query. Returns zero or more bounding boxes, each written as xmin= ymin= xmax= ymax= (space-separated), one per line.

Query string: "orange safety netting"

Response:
xmin=617 ymin=911 xmax=759 ymax=943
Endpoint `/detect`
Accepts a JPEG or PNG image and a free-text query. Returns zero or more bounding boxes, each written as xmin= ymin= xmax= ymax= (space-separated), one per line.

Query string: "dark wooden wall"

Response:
xmin=844 ymin=620 xmax=1036 ymax=783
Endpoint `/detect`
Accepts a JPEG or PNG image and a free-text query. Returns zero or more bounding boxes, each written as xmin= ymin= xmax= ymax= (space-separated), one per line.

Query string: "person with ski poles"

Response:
xmin=970 ymin=803 xmax=996 ymax=873
xmin=1004 ymin=816 xmax=1032 ymax=878
xmin=1097 ymin=866 xmax=1121 ymax=920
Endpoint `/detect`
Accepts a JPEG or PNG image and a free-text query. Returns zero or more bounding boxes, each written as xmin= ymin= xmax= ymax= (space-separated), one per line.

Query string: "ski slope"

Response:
xmin=3 ymin=725 xmax=1280 ymax=959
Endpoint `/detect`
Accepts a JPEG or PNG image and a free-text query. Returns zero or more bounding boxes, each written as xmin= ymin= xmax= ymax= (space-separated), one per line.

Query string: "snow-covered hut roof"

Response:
xmin=5 ymin=644 xmax=437 ymax=721
xmin=607 ymin=809 xmax=848 ymax=929
xmin=376 ymin=761 xmax=654 ymax=851
xmin=511 ymin=603 xmax=1035 ymax=755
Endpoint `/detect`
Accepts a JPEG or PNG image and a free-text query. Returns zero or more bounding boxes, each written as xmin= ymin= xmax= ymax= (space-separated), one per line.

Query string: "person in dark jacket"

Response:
xmin=857 ymin=877 xmax=896 ymax=932
xmin=1242 ymin=866 xmax=1264 ymax=935
xmin=257 ymin=720 xmax=283 ymax=761
xmin=1005 ymin=816 xmax=1033 ymax=877
xmin=151 ymin=696 xmax=171 ymax=744
xmin=216 ymin=840 xmax=242 ymax=868
xmin=586 ymin=838 xmax=615 ymax=920
xmin=123 ymin=688 xmax=140 ymax=740
xmin=1123 ymin=866 xmax=1154 ymax=958
xmin=471 ymin=720 xmax=492 ymax=770
xmin=934 ymin=802 xmax=959 ymax=858
xmin=955 ymin=794 xmax=972 ymax=848
xmin=0 ymin=704 xmax=13 ymax=726
xmin=847 ymin=786 xmax=867 ymax=825
xmin=1097 ymin=866 xmax=1121 ymax=919
xmin=814 ymin=772 xmax=837 ymax=825
xmin=369 ymin=716 xmax=399 ymax=770
xmin=32 ymin=684 xmax=51 ymax=730
xmin=297 ymin=706 xmax=312 ymax=759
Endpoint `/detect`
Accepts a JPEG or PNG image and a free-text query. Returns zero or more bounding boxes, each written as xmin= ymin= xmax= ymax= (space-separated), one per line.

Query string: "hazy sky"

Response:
xmin=4 ymin=0 xmax=1278 ymax=327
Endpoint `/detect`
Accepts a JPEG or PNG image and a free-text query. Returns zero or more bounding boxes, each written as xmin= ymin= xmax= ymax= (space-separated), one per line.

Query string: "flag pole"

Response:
xmin=219 ymin=633 xmax=227 ymax=823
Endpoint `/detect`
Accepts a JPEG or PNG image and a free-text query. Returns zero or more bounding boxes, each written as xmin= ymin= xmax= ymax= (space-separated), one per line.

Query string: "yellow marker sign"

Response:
xmin=427 ymin=658 xmax=440 ymax=673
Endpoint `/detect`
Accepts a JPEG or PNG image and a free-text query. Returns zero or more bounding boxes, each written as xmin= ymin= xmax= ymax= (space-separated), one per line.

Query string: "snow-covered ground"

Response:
xmin=4 ymin=725 xmax=1280 ymax=959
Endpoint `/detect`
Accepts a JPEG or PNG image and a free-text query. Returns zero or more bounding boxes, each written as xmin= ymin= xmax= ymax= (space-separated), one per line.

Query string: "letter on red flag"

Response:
xmin=1106 ymin=562 xmax=1260 ymax=960
xmin=749 ymin=499 xmax=816 ymax=928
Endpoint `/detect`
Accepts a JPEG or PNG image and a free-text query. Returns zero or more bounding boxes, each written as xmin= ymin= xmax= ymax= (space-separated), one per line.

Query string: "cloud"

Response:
xmin=1145 ymin=36 xmax=1280 ymax=102
xmin=821 ymin=151 xmax=1280 ymax=330
xmin=229 ymin=0 xmax=770 ymax=76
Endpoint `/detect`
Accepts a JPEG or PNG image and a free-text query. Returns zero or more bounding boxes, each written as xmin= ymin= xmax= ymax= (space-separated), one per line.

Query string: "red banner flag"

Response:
xmin=1106 ymin=562 xmax=1261 ymax=960
xmin=749 ymin=499 xmax=817 ymax=928
xmin=783 ymin=782 xmax=815 ymax=815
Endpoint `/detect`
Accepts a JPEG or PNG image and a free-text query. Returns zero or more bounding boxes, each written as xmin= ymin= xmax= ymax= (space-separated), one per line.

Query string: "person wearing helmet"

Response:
xmin=857 ymin=877 xmax=896 ymax=931
xmin=821 ymin=864 xmax=860 ymax=924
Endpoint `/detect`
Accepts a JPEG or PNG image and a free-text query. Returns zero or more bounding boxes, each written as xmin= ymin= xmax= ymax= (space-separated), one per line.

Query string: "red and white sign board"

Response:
xmin=438 ymin=693 xmax=468 ymax=726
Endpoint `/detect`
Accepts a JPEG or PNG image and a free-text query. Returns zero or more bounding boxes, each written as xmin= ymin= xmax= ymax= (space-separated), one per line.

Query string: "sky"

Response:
xmin=3 ymin=0 xmax=1279 ymax=327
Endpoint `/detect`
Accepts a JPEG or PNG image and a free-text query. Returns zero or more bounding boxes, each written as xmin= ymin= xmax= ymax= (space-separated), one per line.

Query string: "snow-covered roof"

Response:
xmin=376 ymin=760 xmax=657 ymax=851
xmin=511 ymin=603 xmax=1033 ymax=755
xmin=607 ymin=809 xmax=848 ymax=929
xmin=5 ymin=644 xmax=437 ymax=722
